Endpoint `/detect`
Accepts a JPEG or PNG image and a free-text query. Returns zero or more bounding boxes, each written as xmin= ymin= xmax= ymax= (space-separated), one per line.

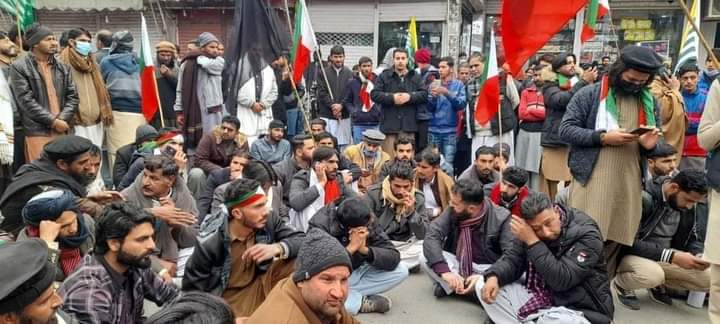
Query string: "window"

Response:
xmin=378 ymin=21 xmax=443 ymax=65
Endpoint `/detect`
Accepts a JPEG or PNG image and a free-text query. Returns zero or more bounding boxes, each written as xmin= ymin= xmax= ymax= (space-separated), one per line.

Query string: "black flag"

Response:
xmin=222 ymin=0 xmax=285 ymax=116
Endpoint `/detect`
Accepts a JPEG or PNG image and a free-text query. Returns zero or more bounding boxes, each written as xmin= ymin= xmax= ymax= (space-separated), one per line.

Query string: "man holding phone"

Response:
xmin=614 ymin=170 xmax=710 ymax=310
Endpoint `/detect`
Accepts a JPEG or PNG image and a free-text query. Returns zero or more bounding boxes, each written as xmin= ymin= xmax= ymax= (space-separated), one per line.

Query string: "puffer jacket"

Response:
xmin=309 ymin=202 xmax=401 ymax=271
xmin=182 ymin=212 xmax=304 ymax=295
xmin=486 ymin=205 xmax=614 ymax=324
xmin=101 ymin=53 xmax=141 ymax=113
xmin=10 ymin=53 xmax=78 ymax=136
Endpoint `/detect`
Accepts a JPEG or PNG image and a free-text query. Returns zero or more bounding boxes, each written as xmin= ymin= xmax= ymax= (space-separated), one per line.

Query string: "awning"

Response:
xmin=35 ymin=0 xmax=143 ymax=11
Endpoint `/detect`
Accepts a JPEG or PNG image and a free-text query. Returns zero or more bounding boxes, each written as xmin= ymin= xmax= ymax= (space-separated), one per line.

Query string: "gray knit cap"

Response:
xmin=293 ymin=228 xmax=352 ymax=283
xmin=197 ymin=32 xmax=219 ymax=48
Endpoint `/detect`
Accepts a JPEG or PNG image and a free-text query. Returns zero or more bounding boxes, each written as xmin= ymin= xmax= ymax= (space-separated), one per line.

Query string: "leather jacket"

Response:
xmin=10 ymin=53 xmax=78 ymax=136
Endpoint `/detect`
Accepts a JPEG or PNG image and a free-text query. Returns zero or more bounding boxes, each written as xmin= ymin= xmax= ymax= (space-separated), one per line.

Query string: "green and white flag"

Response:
xmin=0 ymin=0 xmax=35 ymax=28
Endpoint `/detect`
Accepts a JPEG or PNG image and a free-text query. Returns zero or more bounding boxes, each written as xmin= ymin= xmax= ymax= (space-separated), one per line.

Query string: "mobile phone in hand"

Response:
xmin=629 ymin=127 xmax=654 ymax=136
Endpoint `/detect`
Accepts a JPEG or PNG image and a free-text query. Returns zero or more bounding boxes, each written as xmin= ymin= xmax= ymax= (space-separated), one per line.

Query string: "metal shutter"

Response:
xmin=379 ymin=0 xmax=447 ymax=22
xmin=175 ymin=9 xmax=234 ymax=57
xmin=36 ymin=9 xmax=174 ymax=52
xmin=309 ymin=0 xmax=376 ymax=67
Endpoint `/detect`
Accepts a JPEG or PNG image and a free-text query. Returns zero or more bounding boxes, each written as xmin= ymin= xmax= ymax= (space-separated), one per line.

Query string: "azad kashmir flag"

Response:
xmin=581 ymin=0 xmax=609 ymax=43
xmin=405 ymin=17 xmax=418 ymax=70
xmin=223 ymin=0 xmax=284 ymax=116
xmin=502 ymin=0 xmax=587 ymax=75
xmin=0 ymin=0 xmax=34 ymax=29
xmin=474 ymin=30 xmax=500 ymax=125
xmin=139 ymin=13 xmax=160 ymax=122
xmin=291 ymin=0 xmax=319 ymax=84
xmin=675 ymin=0 xmax=700 ymax=74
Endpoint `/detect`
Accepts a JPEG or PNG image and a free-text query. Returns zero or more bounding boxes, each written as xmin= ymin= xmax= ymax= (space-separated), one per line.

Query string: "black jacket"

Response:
xmin=624 ymin=177 xmax=704 ymax=262
xmin=197 ymin=167 xmax=231 ymax=223
xmin=112 ymin=143 xmax=136 ymax=188
xmin=317 ymin=66 xmax=353 ymax=119
xmin=0 ymin=159 xmax=87 ymax=236
xmin=182 ymin=212 xmax=305 ymax=295
xmin=423 ymin=199 xmax=514 ymax=270
xmin=288 ymin=169 xmax=357 ymax=213
xmin=10 ymin=53 xmax=78 ymax=136
xmin=363 ymin=184 xmax=429 ymax=242
xmin=309 ymin=202 xmax=401 ymax=271
xmin=343 ymin=74 xmax=381 ymax=125
xmin=371 ymin=68 xmax=427 ymax=134
xmin=540 ymin=80 xmax=588 ymax=147
xmin=486 ymin=205 xmax=614 ymax=324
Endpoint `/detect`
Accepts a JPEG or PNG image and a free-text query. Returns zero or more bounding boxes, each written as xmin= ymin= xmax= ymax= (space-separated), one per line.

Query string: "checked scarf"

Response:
xmin=456 ymin=202 xmax=487 ymax=277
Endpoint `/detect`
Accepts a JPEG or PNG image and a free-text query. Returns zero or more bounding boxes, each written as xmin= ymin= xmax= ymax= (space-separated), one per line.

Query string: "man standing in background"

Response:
xmin=153 ymin=41 xmax=178 ymax=128
xmin=318 ymin=45 xmax=353 ymax=150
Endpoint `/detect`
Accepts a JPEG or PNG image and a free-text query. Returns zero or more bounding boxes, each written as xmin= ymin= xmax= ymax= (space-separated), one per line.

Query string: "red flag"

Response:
xmin=475 ymin=30 xmax=500 ymax=125
xmin=501 ymin=0 xmax=588 ymax=76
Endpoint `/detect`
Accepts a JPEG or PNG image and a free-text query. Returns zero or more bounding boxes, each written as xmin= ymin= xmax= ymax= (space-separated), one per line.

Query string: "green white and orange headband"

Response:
xmin=225 ymin=185 xmax=266 ymax=210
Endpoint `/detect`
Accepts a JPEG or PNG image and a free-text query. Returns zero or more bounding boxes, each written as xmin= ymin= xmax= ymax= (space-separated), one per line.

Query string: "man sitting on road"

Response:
xmin=614 ymin=169 xmax=710 ymax=310
xmin=415 ymin=146 xmax=454 ymax=219
xmin=420 ymin=178 xmax=515 ymax=299
xmin=343 ymin=129 xmax=390 ymax=193
xmin=458 ymin=146 xmax=499 ymax=191
xmin=378 ymin=136 xmax=416 ymax=180
xmin=480 ymin=192 xmax=614 ymax=324
xmin=489 ymin=166 xmax=530 ymax=217
xmin=250 ymin=119 xmax=291 ymax=165
xmin=310 ymin=197 xmax=409 ymax=314
xmin=364 ymin=161 xmax=429 ymax=270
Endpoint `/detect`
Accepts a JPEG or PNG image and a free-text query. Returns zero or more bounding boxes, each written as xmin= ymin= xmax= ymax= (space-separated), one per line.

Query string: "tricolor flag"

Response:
xmin=581 ymin=0 xmax=609 ymax=43
xmin=139 ymin=14 xmax=160 ymax=122
xmin=405 ymin=17 xmax=418 ymax=70
xmin=474 ymin=30 xmax=500 ymax=125
xmin=595 ymin=75 xmax=656 ymax=131
xmin=290 ymin=0 xmax=318 ymax=84
xmin=675 ymin=0 xmax=700 ymax=74
xmin=359 ymin=74 xmax=374 ymax=112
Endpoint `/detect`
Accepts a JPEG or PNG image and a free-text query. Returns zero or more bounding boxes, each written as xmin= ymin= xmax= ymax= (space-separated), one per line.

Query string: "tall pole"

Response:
xmin=497 ymin=79 xmax=503 ymax=184
xmin=677 ymin=0 xmax=720 ymax=68
xmin=315 ymin=49 xmax=336 ymax=102
xmin=14 ymin=0 xmax=22 ymax=51
xmin=153 ymin=73 xmax=165 ymax=128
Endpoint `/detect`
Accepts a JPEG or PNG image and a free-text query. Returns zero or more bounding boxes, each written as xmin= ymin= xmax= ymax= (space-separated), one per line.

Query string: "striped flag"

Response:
xmin=581 ymin=0 xmax=609 ymax=43
xmin=139 ymin=13 xmax=160 ymax=122
xmin=290 ymin=0 xmax=318 ymax=84
xmin=676 ymin=0 xmax=700 ymax=73
xmin=474 ymin=30 xmax=500 ymax=125
xmin=405 ymin=17 xmax=418 ymax=70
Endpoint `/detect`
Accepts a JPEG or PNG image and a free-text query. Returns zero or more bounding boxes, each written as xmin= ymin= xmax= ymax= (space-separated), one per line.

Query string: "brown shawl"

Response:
xmin=180 ymin=51 xmax=204 ymax=149
xmin=58 ymin=47 xmax=113 ymax=125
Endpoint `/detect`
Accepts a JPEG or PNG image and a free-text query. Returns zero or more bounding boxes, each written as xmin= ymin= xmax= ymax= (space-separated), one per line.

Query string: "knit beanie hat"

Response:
xmin=25 ymin=24 xmax=53 ymax=48
xmin=155 ymin=41 xmax=176 ymax=54
xmin=110 ymin=31 xmax=134 ymax=54
xmin=135 ymin=124 xmax=159 ymax=145
xmin=415 ymin=48 xmax=432 ymax=64
xmin=293 ymin=228 xmax=352 ymax=283
xmin=197 ymin=32 xmax=220 ymax=48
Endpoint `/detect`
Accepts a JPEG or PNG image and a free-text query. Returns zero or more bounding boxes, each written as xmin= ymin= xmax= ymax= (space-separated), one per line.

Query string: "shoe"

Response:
xmin=433 ymin=282 xmax=448 ymax=298
xmin=614 ymin=281 xmax=641 ymax=310
xmin=648 ymin=286 xmax=673 ymax=306
xmin=359 ymin=294 xmax=392 ymax=313
xmin=409 ymin=264 xmax=421 ymax=274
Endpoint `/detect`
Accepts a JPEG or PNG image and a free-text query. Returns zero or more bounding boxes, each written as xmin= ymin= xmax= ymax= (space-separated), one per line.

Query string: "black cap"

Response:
xmin=551 ymin=53 xmax=575 ymax=72
xmin=620 ymin=45 xmax=663 ymax=74
xmin=0 ymin=240 xmax=56 ymax=313
xmin=44 ymin=135 xmax=93 ymax=156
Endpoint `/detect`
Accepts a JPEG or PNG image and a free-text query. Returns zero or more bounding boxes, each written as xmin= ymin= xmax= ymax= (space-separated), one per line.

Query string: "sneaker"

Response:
xmin=433 ymin=282 xmax=448 ymax=298
xmin=648 ymin=286 xmax=673 ymax=306
xmin=614 ymin=281 xmax=641 ymax=310
xmin=359 ymin=294 xmax=392 ymax=313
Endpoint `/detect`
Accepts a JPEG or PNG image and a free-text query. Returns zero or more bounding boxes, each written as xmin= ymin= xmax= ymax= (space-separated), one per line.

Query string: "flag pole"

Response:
xmin=314 ymin=49 xmax=338 ymax=117
xmin=153 ymin=73 xmax=165 ymax=128
xmin=497 ymin=82 xmax=503 ymax=184
xmin=288 ymin=70 xmax=313 ymax=134
xmin=14 ymin=0 xmax=22 ymax=51
xmin=677 ymin=0 xmax=719 ymax=68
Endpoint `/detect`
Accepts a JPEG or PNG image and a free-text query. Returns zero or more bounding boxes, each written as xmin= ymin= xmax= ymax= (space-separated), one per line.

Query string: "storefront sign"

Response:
xmin=637 ymin=40 xmax=670 ymax=57
xmin=583 ymin=41 xmax=604 ymax=52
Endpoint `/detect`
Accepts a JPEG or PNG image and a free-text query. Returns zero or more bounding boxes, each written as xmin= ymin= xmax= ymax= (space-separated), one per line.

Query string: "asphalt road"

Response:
xmin=357 ymin=271 xmax=710 ymax=324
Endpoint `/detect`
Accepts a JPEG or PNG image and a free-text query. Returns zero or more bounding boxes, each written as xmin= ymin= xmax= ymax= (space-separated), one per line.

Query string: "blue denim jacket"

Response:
xmin=427 ymin=79 xmax=467 ymax=134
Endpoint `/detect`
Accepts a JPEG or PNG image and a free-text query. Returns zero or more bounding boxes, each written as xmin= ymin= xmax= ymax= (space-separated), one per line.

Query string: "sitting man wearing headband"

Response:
xmin=118 ymin=127 xmax=187 ymax=191
xmin=183 ymin=178 xmax=304 ymax=317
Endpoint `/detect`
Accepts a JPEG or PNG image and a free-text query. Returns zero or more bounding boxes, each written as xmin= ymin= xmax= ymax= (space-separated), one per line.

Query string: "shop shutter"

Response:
xmin=309 ymin=1 xmax=375 ymax=67
xmin=484 ymin=0 xmax=501 ymax=15
xmin=36 ymin=9 xmax=173 ymax=52
xmin=379 ymin=0 xmax=447 ymax=22
xmin=176 ymin=9 xmax=233 ymax=57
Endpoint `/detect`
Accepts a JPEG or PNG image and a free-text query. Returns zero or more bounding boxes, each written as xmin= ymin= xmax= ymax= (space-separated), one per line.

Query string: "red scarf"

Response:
xmin=490 ymin=184 xmax=529 ymax=216
xmin=324 ymin=179 xmax=341 ymax=205
xmin=27 ymin=226 xmax=82 ymax=276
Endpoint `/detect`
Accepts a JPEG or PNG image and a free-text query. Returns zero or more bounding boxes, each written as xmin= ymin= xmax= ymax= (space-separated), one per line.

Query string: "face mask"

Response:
xmin=74 ymin=41 xmax=92 ymax=56
xmin=707 ymin=69 xmax=720 ymax=79
xmin=617 ymin=79 xmax=644 ymax=95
